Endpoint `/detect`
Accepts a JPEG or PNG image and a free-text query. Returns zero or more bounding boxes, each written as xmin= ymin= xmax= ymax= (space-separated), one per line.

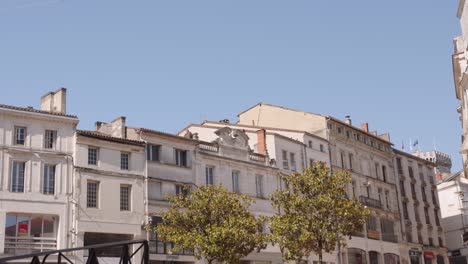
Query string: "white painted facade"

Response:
xmin=0 ymin=88 xmax=78 ymax=256
xmin=71 ymin=128 xmax=146 ymax=261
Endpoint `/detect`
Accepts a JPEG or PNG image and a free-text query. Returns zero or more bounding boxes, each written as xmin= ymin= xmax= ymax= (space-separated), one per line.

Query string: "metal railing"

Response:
xmin=0 ymin=239 xmax=148 ymax=264
xmin=4 ymin=236 xmax=57 ymax=254
xmin=359 ymin=196 xmax=382 ymax=209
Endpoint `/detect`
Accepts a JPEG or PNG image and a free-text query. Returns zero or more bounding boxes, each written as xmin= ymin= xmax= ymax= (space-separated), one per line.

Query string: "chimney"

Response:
xmin=111 ymin=116 xmax=126 ymax=138
xmin=256 ymin=129 xmax=267 ymax=155
xmin=344 ymin=116 xmax=352 ymax=125
xmin=361 ymin=123 xmax=369 ymax=133
xmin=40 ymin=88 xmax=67 ymax=114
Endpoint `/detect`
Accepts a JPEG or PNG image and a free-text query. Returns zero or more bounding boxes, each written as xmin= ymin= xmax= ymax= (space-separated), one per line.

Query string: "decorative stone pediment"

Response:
xmin=214 ymin=127 xmax=250 ymax=150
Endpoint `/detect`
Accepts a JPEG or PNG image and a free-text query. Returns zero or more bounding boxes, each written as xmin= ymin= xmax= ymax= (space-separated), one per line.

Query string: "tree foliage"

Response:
xmin=147 ymin=185 xmax=265 ymax=264
xmin=269 ymin=162 xmax=369 ymax=264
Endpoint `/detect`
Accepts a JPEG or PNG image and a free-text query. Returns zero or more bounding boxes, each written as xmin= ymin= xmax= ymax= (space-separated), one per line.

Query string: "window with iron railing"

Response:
xmin=397 ymin=158 xmax=403 ymax=174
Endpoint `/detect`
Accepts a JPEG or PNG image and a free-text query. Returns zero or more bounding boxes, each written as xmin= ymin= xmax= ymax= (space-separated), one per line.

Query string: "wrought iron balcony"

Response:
xmin=359 ymin=196 xmax=382 ymax=209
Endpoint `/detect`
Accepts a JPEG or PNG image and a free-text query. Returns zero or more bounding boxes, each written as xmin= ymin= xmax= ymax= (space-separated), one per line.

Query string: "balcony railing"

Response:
xmin=367 ymin=230 xmax=380 ymax=240
xmin=382 ymin=233 xmax=398 ymax=243
xmin=359 ymin=196 xmax=382 ymax=209
xmin=249 ymin=152 xmax=267 ymax=163
xmin=149 ymin=240 xmax=193 ymax=255
xmin=4 ymin=236 xmax=57 ymax=255
xmin=198 ymin=142 xmax=219 ymax=152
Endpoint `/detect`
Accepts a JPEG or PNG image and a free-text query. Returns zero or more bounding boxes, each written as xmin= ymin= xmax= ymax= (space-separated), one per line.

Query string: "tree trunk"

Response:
xmin=319 ymin=252 xmax=323 ymax=264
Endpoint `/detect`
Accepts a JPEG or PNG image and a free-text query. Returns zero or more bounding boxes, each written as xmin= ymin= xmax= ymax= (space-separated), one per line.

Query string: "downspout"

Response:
xmin=137 ymin=130 xmax=150 ymax=241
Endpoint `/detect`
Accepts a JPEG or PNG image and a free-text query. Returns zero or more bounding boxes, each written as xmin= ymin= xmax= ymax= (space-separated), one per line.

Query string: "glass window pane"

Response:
xmin=43 ymin=216 xmax=55 ymax=237
xmin=17 ymin=216 xmax=29 ymax=236
xmin=5 ymin=215 xmax=17 ymax=236
xmin=30 ymin=216 xmax=43 ymax=237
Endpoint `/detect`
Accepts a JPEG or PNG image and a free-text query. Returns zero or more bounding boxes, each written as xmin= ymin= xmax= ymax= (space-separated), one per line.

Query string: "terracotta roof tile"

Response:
xmin=77 ymin=130 xmax=145 ymax=147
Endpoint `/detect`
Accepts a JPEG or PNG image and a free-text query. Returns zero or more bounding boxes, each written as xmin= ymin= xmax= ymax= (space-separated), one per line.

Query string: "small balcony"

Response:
xmin=4 ymin=236 xmax=57 ymax=255
xmin=367 ymin=230 xmax=381 ymax=240
xmin=359 ymin=196 xmax=382 ymax=209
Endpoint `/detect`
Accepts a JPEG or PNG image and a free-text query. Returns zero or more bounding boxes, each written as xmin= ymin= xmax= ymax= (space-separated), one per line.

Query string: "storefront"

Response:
xmin=424 ymin=251 xmax=435 ymax=264
xmin=384 ymin=253 xmax=400 ymax=264
xmin=410 ymin=250 xmax=422 ymax=264
xmin=4 ymin=213 xmax=58 ymax=255
xmin=448 ymin=250 xmax=466 ymax=264
xmin=348 ymin=248 xmax=367 ymax=264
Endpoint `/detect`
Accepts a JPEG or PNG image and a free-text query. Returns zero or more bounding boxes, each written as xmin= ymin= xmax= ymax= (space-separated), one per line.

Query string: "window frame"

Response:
xmin=88 ymin=147 xmax=99 ymax=166
xmin=42 ymin=163 xmax=56 ymax=195
xmin=146 ymin=144 xmax=161 ymax=162
xmin=14 ymin=126 xmax=27 ymax=145
xmin=205 ymin=166 xmax=214 ymax=185
xmin=120 ymin=185 xmax=131 ymax=211
xmin=87 ymin=181 xmax=99 ymax=208
xmin=175 ymin=149 xmax=188 ymax=167
xmin=120 ymin=152 xmax=130 ymax=170
xmin=10 ymin=160 xmax=26 ymax=193
xmin=232 ymin=170 xmax=240 ymax=193
xmin=44 ymin=130 xmax=57 ymax=149
xmin=255 ymin=174 xmax=264 ymax=198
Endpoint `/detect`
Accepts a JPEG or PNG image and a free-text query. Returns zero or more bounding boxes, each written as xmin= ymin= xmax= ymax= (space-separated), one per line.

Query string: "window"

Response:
xmin=396 ymin=158 xmax=403 ymax=174
xmin=14 ymin=126 xmax=26 ymax=145
xmin=366 ymin=185 xmax=371 ymax=198
xmin=10 ymin=161 xmax=25 ymax=193
xmin=205 ymin=166 xmax=214 ymax=185
xmin=88 ymin=147 xmax=98 ymax=165
xmin=146 ymin=144 xmax=160 ymax=161
xmin=320 ymin=144 xmax=324 ymax=152
xmin=44 ymin=130 xmax=57 ymax=149
xmin=385 ymin=191 xmax=390 ymax=210
xmin=382 ymin=165 xmax=387 ymax=182
xmin=411 ymin=183 xmax=416 ymax=198
xmin=175 ymin=185 xmax=189 ymax=196
xmin=414 ymin=205 xmax=420 ymax=222
xmin=340 ymin=152 xmax=345 ymax=168
xmin=375 ymin=163 xmax=379 ymax=179
xmin=87 ymin=181 xmax=99 ymax=208
xmin=424 ymin=207 xmax=430 ymax=224
xmin=282 ymin=150 xmax=289 ymax=170
xmin=337 ymin=127 xmax=342 ymax=134
xmin=408 ymin=166 xmax=414 ymax=178
xmin=348 ymin=153 xmax=353 ymax=170
xmin=351 ymin=181 xmax=356 ymax=198
xmin=308 ymin=141 xmax=313 ymax=148
xmin=309 ymin=159 xmax=314 ymax=168
xmin=148 ymin=181 xmax=162 ymax=200
xmin=232 ymin=170 xmax=240 ymax=193
xmin=432 ymin=190 xmax=438 ymax=205
xmin=367 ymin=216 xmax=378 ymax=231
xmin=121 ymin=152 xmax=130 ymax=170
xmin=256 ymin=175 xmax=264 ymax=198
xmin=175 ymin=149 xmax=188 ymax=167
xmin=434 ymin=209 xmax=440 ymax=226
xmin=438 ymin=237 xmax=444 ymax=247
xmin=400 ymin=180 xmax=406 ymax=197
xmin=42 ymin=164 xmax=56 ymax=195
xmin=120 ymin=185 xmax=131 ymax=211
xmin=378 ymin=189 xmax=383 ymax=205
xmin=421 ymin=186 xmax=427 ymax=201
xmin=290 ymin=153 xmax=297 ymax=171
xmin=403 ymin=202 xmax=409 ymax=220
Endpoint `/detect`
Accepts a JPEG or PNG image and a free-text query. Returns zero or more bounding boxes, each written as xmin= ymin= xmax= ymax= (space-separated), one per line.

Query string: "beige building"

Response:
xmin=235 ymin=103 xmax=447 ymax=264
xmin=395 ymin=151 xmax=446 ymax=264
xmin=72 ymin=126 xmax=146 ymax=260
xmin=0 ymin=89 xmax=78 ymax=255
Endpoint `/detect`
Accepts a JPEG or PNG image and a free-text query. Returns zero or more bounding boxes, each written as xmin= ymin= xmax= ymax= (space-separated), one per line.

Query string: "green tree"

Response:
xmin=147 ymin=185 xmax=265 ymax=264
xmin=269 ymin=162 xmax=369 ymax=264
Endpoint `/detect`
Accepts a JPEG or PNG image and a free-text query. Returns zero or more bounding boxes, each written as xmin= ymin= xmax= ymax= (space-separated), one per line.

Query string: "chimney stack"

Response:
xmin=40 ymin=88 xmax=67 ymax=114
xmin=111 ymin=116 xmax=127 ymax=138
xmin=361 ymin=123 xmax=369 ymax=133
xmin=256 ymin=129 xmax=267 ymax=155
xmin=345 ymin=116 xmax=352 ymax=125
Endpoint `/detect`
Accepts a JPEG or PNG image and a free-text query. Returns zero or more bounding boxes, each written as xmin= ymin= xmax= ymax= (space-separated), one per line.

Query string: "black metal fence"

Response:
xmin=0 ymin=239 xmax=149 ymax=264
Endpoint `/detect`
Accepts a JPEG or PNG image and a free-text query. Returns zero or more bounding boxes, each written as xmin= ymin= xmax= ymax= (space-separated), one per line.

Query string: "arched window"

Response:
xmin=384 ymin=253 xmax=400 ymax=264
xmin=348 ymin=248 xmax=367 ymax=264
xmin=369 ymin=251 xmax=380 ymax=264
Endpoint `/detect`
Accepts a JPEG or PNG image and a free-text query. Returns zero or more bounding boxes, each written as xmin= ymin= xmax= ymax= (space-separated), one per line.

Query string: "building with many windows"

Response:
xmin=0 ymin=88 xmax=78 ymax=255
xmin=395 ymin=150 xmax=446 ymax=264
xmin=71 ymin=126 xmax=146 ymax=260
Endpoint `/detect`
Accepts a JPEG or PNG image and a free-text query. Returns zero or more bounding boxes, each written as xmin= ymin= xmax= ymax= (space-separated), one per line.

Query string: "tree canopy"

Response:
xmin=147 ymin=185 xmax=265 ymax=264
xmin=270 ymin=162 xmax=369 ymax=264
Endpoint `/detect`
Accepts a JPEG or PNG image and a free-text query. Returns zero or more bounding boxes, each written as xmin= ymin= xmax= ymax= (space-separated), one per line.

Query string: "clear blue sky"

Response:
xmin=0 ymin=0 xmax=462 ymax=170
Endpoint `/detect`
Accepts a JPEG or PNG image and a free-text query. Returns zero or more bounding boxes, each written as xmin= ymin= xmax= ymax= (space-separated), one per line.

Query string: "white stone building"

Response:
xmin=412 ymin=151 xmax=452 ymax=183
xmin=71 ymin=125 xmax=146 ymax=259
xmin=0 ymin=88 xmax=78 ymax=255
xmin=453 ymin=0 xmax=468 ymax=178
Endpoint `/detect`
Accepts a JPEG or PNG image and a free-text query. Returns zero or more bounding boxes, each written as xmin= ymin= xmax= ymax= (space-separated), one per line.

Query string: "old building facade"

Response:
xmin=0 ymin=89 xmax=78 ymax=255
